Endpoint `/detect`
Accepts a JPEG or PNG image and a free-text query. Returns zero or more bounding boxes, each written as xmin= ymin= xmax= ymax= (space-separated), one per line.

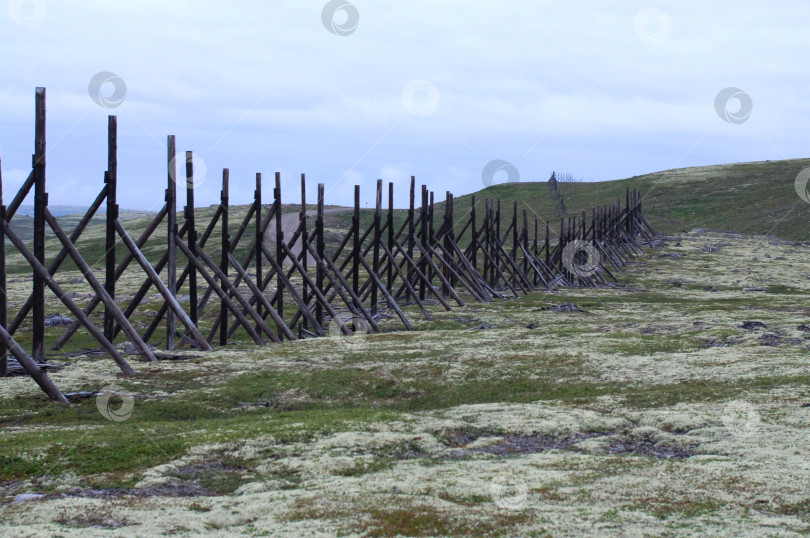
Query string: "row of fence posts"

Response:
xmin=0 ymin=88 xmax=656 ymax=402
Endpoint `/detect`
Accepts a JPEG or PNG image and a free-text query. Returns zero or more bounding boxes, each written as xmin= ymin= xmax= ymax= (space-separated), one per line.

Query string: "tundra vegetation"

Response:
xmin=2 ymin=159 xmax=810 ymax=535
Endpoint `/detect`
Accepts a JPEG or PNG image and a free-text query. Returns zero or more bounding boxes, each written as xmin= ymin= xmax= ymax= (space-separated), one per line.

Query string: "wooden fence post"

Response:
xmin=185 ymin=151 xmax=198 ymax=325
xmin=32 ymin=87 xmax=46 ymax=361
xmin=316 ymin=183 xmax=325 ymax=328
xmin=300 ymin=174 xmax=309 ymax=333
xmin=104 ymin=115 xmax=118 ymax=342
xmin=166 ymin=136 xmax=177 ymax=350
xmin=220 ymin=168 xmax=229 ymax=346
xmin=274 ymin=172 xmax=284 ymax=340
xmin=255 ymin=173 xmax=263 ymax=323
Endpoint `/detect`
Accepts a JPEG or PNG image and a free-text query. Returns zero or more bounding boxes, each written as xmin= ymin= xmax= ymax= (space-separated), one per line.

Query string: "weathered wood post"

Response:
xmin=442 ymin=191 xmax=451 ymax=297
xmin=274 ymin=172 xmax=284 ymax=340
xmin=492 ymin=198 xmax=501 ymax=285
xmin=301 ymin=174 xmax=309 ymax=332
xmin=470 ymin=195 xmax=477 ymax=271
xmin=387 ymin=182 xmax=394 ymax=291
xmin=407 ymin=177 xmax=416 ymax=301
xmin=185 ymin=151 xmax=198 ymax=325
xmin=352 ymin=185 xmax=360 ymax=296
xmin=219 ymin=168 xmax=229 ymax=346
xmin=371 ymin=179 xmax=382 ymax=314
xmin=32 ymin=87 xmax=46 ymax=361
xmin=104 ymin=115 xmax=118 ymax=342
xmin=419 ymin=185 xmax=428 ymax=300
xmin=166 ymin=136 xmax=177 ymax=350
xmin=255 ymin=173 xmax=263 ymax=324
xmin=483 ymin=198 xmax=490 ymax=284
xmin=315 ymin=183 xmax=325 ymax=328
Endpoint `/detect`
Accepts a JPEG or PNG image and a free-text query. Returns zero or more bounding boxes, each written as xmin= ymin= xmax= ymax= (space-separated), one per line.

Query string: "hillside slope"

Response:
xmin=451 ymin=158 xmax=810 ymax=241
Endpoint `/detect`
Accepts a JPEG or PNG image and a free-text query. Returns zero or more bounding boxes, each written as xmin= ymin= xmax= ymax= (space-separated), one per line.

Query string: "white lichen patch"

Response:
xmin=3 ymin=230 xmax=810 ymax=535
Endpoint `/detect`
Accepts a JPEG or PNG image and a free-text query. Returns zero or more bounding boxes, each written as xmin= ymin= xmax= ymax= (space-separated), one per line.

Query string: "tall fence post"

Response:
xmin=274 ymin=172 xmax=284 ymax=340
xmin=353 ymin=185 xmax=360 ymax=296
xmin=185 ymin=151 xmax=198 ymax=325
xmin=32 ymin=87 xmax=46 ymax=361
xmin=301 ymin=173 xmax=309 ymax=333
xmin=315 ymin=183 xmax=325 ymax=328
xmin=372 ymin=179 xmax=382 ymax=314
xmin=220 ymin=168 xmax=229 ymax=346
xmin=166 ymin=136 xmax=177 ymax=350
xmin=407 ymin=177 xmax=415 ymax=302
xmin=104 ymin=115 xmax=118 ymax=342
xmin=255 ymin=173 xmax=263 ymax=324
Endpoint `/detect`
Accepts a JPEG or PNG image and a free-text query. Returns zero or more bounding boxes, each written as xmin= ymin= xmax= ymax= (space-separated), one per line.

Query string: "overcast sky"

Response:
xmin=1 ymin=0 xmax=808 ymax=210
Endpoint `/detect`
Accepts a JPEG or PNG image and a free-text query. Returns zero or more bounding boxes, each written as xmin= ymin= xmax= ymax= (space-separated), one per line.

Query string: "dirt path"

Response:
xmin=264 ymin=207 xmax=350 ymax=266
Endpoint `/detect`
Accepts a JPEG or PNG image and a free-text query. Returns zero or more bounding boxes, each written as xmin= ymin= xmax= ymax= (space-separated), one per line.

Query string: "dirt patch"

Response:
xmin=606 ymin=439 xmax=693 ymax=459
xmin=443 ymin=431 xmax=610 ymax=458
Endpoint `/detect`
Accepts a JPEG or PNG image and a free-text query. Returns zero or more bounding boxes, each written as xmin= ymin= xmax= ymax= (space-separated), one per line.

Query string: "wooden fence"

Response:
xmin=0 ymin=88 xmax=656 ymax=402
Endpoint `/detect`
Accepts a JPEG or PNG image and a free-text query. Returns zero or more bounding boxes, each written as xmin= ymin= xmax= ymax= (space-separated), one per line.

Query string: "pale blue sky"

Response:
xmin=1 ymin=0 xmax=807 ymax=209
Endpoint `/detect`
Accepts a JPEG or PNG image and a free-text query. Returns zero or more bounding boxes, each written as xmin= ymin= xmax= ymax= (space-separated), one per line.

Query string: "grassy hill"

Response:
xmin=450 ymin=158 xmax=810 ymax=241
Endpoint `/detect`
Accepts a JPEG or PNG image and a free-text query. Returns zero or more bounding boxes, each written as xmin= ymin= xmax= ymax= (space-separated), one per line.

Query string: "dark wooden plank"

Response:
xmin=220 ymin=169 xmax=229 ymax=346
xmin=185 ymin=152 xmax=198 ymax=325
xmin=274 ymin=172 xmax=284 ymax=340
xmin=32 ymin=87 xmax=46 ymax=360
xmin=315 ymin=183 xmax=325 ymax=327
xmin=104 ymin=116 xmax=118 ymax=341
xmin=0 ymin=324 xmax=67 ymax=403
xmin=166 ymin=135 xmax=177 ymax=350
xmin=254 ymin=173 xmax=263 ymax=324
xmin=371 ymin=180 xmax=381 ymax=314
